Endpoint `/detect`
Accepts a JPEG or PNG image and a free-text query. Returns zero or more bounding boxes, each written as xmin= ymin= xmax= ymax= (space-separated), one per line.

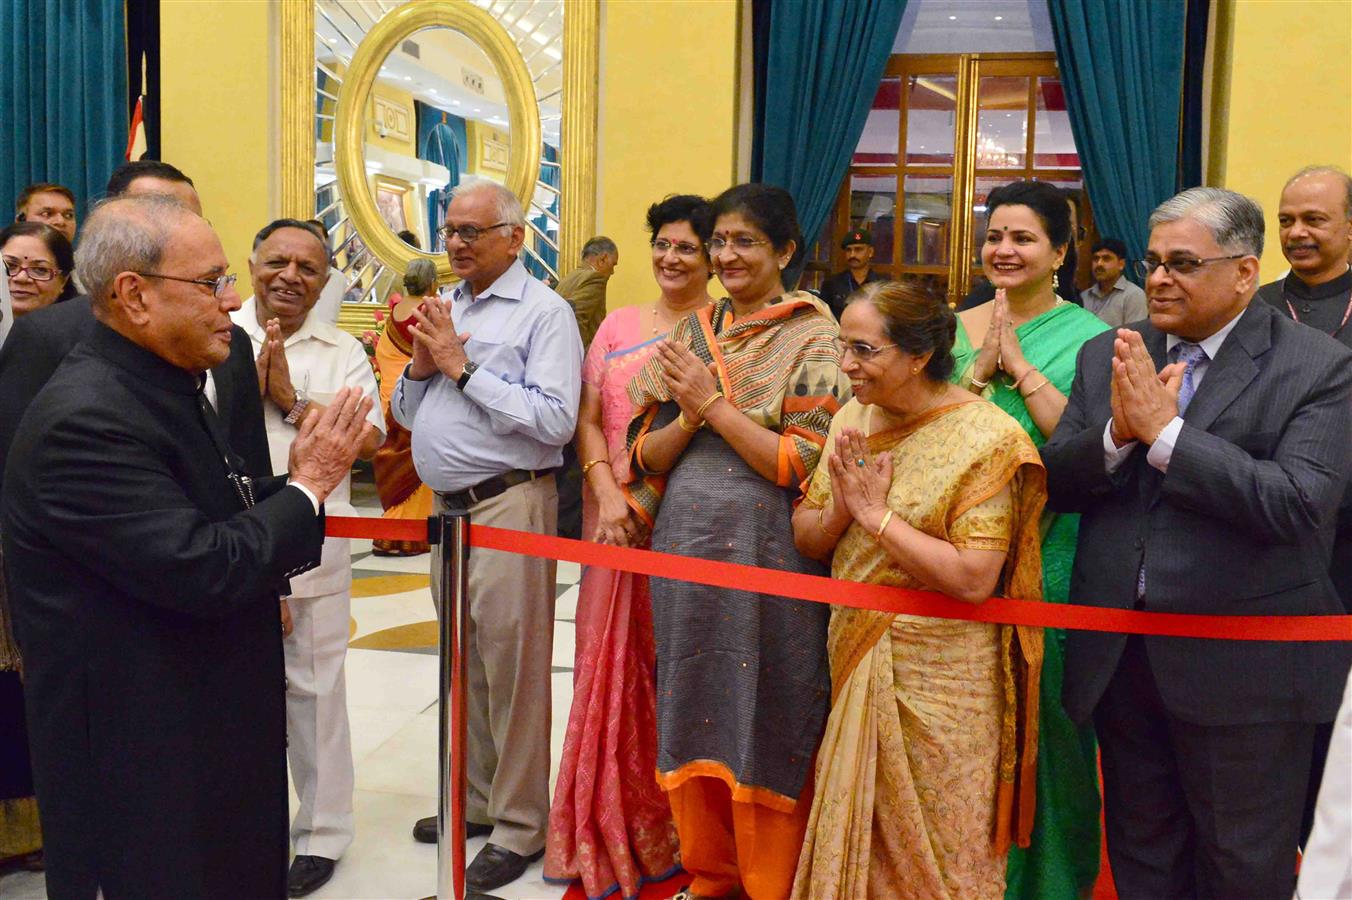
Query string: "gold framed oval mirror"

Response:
xmin=333 ymin=0 xmax=542 ymax=283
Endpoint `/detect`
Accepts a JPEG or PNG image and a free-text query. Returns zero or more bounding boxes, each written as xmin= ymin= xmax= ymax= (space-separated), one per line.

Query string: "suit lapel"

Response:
xmin=1181 ymin=301 xmax=1269 ymax=433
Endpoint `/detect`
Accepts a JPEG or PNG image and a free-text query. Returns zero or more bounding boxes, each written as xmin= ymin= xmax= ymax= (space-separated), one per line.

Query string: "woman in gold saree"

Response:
xmin=791 ymin=281 xmax=1046 ymax=899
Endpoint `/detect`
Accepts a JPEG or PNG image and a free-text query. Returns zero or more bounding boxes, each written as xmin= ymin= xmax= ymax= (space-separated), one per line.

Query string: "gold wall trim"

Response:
xmin=560 ymin=0 xmax=599 ymax=273
xmin=333 ymin=1 xmax=541 ymax=281
xmin=280 ymin=0 xmax=314 ymax=220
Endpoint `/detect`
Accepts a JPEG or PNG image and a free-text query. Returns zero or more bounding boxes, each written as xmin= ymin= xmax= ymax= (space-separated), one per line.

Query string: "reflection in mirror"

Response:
xmin=314 ymin=0 xmax=563 ymax=308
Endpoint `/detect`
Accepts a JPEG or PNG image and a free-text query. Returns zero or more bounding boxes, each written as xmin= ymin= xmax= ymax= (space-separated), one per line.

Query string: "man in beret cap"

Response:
xmin=819 ymin=228 xmax=886 ymax=321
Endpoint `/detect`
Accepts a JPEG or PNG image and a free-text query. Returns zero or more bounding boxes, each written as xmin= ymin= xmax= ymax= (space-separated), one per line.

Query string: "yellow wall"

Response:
xmin=367 ymin=80 xmax=417 ymax=156
xmin=597 ymin=0 xmax=740 ymax=308
xmin=1213 ymin=0 xmax=1352 ymax=282
xmin=161 ymin=0 xmax=275 ymax=275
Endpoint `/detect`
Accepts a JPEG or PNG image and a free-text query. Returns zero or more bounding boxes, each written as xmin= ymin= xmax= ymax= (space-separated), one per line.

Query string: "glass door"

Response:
xmin=819 ymin=52 xmax=1084 ymax=306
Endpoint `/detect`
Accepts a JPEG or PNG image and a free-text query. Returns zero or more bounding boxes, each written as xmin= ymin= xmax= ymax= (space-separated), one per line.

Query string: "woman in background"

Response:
xmin=370 ymin=258 xmax=439 ymax=555
xmin=545 ymin=194 xmax=715 ymax=900
xmin=1 ymin=222 xmax=75 ymax=317
xmin=952 ymin=179 xmax=1110 ymax=899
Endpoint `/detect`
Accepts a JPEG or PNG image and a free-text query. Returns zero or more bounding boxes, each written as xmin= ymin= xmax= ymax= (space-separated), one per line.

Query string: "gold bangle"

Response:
xmin=1023 ymin=378 xmax=1051 ymax=397
xmin=695 ymin=391 xmax=724 ymax=419
xmin=677 ymin=412 xmax=701 ymax=433
xmin=819 ymin=505 xmax=844 ymax=538
xmin=874 ymin=508 xmax=894 ymax=540
xmin=1011 ymin=367 xmax=1036 ymax=389
xmin=581 ymin=458 xmax=607 ymax=476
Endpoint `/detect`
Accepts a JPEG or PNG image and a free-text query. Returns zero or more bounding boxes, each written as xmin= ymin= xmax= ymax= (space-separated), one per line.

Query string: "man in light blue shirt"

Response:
xmin=391 ymin=177 xmax=581 ymax=893
xmin=1081 ymin=237 xmax=1148 ymax=326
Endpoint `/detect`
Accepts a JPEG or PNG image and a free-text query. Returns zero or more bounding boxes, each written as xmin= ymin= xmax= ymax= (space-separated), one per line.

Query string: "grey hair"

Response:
xmin=1285 ymin=165 xmax=1352 ymax=220
xmin=1148 ymin=187 xmax=1265 ymax=258
xmin=403 ymin=257 xmax=438 ymax=296
xmin=581 ymin=236 xmax=617 ymax=260
xmin=449 ymin=176 xmax=526 ymax=228
xmin=76 ymin=195 xmax=193 ymax=312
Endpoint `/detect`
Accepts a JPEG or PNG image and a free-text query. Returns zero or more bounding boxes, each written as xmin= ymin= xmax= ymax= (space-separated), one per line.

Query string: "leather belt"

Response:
xmin=438 ymin=468 xmax=555 ymax=510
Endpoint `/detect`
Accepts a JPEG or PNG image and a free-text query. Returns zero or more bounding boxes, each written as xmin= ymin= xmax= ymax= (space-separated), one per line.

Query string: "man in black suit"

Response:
xmin=0 ymin=160 xmax=270 ymax=480
xmin=1 ymin=195 xmax=374 ymax=898
xmin=1042 ymin=187 xmax=1352 ymax=898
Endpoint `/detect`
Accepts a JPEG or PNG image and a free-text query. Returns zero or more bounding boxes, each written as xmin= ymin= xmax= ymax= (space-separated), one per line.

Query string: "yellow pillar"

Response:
xmin=1213 ymin=0 xmax=1352 ymax=283
xmin=597 ymin=0 xmax=741 ymax=309
xmin=160 ymin=0 xmax=277 ymax=272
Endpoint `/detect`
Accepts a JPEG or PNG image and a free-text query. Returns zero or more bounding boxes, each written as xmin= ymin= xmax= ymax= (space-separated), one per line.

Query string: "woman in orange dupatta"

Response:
xmin=791 ymin=281 xmax=1046 ymax=899
xmin=371 ymin=260 xmax=438 ymax=555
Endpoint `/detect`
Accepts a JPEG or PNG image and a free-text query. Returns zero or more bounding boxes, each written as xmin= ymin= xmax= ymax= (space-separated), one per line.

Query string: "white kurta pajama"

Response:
xmin=233 ymin=299 xmax=385 ymax=860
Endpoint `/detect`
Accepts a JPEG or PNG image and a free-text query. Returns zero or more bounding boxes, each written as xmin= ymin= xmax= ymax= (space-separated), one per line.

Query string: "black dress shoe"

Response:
xmin=412 ymin=815 xmax=493 ymax=843
xmin=465 ymin=842 xmax=544 ymax=893
xmin=287 ymin=855 xmax=336 ymax=897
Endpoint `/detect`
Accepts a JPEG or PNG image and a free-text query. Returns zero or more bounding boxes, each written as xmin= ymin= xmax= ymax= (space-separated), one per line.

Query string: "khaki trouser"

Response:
xmin=431 ymin=476 xmax=557 ymax=855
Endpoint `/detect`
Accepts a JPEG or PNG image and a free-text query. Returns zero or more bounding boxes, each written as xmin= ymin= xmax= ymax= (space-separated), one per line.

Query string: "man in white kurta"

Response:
xmin=232 ymin=219 xmax=385 ymax=897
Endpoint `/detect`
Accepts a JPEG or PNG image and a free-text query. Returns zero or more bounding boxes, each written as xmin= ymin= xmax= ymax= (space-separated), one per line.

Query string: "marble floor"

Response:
xmin=0 ymin=474 xmax=583 ymax=900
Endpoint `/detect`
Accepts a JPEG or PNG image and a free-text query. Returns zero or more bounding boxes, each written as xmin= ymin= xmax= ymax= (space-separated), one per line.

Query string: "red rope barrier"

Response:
xmin=326 ymin=515 xmax=1352 ymax=642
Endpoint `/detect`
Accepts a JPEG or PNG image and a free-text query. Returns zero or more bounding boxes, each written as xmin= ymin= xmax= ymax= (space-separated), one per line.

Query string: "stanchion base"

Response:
xmin=417 ymin=894 xmax=504 ymax=900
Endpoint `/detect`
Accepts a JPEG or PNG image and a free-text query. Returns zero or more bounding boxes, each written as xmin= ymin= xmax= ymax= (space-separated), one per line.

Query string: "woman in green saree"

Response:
xmin=952 ymin=180 xmax=1110 ymax=899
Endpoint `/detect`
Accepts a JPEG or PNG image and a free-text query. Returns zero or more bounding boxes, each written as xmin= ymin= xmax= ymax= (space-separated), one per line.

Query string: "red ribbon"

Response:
xmin=325 ymin=515 xmax=1352 ymax=643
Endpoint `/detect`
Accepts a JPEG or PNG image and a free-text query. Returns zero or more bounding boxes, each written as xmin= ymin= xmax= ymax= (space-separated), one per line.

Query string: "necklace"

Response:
xmin=652 ymin=298 xmax=712 ymax=335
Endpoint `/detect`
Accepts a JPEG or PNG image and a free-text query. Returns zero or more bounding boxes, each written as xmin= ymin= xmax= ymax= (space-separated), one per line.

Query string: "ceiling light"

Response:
xmin=474 ymin=108 xmax=482 ymax=113
xmin=948 ymin=15 xmax=957 ymax=20
xmin=403 ymin=76 xmax=412 ymax=81
xmin=994 ymin=15 xmax=1004 ymax=20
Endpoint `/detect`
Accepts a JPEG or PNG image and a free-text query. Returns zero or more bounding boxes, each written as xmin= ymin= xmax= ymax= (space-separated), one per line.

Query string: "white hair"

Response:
xmin=449 ymin=176 xmax=526 ymax=228
xmin=76 ymin=195 xmax=193 ymax=311
xmin=1148 ymin=187 xmax=1265 ymax=258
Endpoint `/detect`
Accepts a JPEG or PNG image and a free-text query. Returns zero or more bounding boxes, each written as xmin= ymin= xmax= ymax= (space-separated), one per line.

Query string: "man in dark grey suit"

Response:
xmin=1042 ymin=187 xmax=1352 ymax=899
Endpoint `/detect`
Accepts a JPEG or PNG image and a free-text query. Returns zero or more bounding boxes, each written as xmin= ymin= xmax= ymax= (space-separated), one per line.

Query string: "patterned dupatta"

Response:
xmin=809 ymin=400 xmax=1047 ymax=853
xmin=623 ymin=291 xmax=846 ymax=524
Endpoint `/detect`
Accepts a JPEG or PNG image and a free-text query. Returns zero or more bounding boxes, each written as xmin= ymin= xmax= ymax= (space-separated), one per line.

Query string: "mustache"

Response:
xmin=1285 ymin=243 xmax=1319 ymax=252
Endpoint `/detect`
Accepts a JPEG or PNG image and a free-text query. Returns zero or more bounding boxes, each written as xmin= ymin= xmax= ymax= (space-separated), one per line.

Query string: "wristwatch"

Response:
xmin=283 ymin=389 xmax=309 ymax=426
xmin=456 ymin=361 xmax=479 ymax=391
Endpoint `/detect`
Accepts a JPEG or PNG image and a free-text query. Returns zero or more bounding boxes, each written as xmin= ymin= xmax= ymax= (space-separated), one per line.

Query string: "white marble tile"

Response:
xmin=349 ymin=590 xmax=437 ymax=643
xmin=554 ymin=583 xmax=580 ymax=622
xmin=551 ymin=621 xmax=576 ymax=671
xmin=355 ymin=550 xmax=435 ymax=575
xmin=348 ymin=704 xmax=425 ymax=767
xmin=0 ymin=869 xmax=46 ymax=898
xmin=354 ymin=713 xmax=440 ymax=799
xmin=557 ymin=560 xmax=581 ymax=586
xmin=306 ymin=789 xmax=438 ymax=899
xmin=344 ymin=648 xmax=440 ymax=713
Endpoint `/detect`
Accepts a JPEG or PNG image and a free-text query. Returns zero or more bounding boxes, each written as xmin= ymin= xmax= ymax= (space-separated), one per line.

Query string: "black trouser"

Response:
xmin=1094 ymin=636 xmax=1313 ymax=899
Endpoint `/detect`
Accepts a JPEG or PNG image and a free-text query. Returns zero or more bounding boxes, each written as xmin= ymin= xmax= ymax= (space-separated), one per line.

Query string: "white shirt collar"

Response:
xmin=453 ymin=257 xmax=528 ymax=304
xmin=235 ymin=297 xmax=339 ymax=347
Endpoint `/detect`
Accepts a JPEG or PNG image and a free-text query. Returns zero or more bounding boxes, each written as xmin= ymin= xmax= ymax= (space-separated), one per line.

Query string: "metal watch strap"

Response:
xmin=283 ymin=391 xmax=308 ymax=426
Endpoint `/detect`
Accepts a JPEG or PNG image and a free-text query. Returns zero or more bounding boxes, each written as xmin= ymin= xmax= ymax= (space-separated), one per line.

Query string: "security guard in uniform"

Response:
xmin=818 ymin=228 xmax=886 ymax=321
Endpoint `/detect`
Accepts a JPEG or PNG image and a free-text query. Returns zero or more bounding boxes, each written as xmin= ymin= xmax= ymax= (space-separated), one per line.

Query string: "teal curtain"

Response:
xmin=415 ymin=101 xmax=467 ymax=254
xmin=753 ymin=0 xmax=907 ymax=278
xmin=1049 ymin=0 xmax=1186 ymax=264
xmin=1 ymin=0 xmax=128 ymax=218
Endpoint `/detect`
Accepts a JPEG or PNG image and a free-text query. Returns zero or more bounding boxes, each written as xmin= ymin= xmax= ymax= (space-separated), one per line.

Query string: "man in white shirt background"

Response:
xmin=233 ymin=218 xmax=384 ymax=897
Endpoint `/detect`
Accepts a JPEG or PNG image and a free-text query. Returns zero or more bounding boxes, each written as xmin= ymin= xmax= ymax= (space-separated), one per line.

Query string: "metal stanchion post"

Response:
xmin=436 ymin=511 xmax=470 ymax=900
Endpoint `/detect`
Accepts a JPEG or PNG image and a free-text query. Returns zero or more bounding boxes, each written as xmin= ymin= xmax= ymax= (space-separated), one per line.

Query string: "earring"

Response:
xmin=911 ymin=366 xmax=920 ymax=375
xmin=1052 ymin=271 xmax=1060 ymax=291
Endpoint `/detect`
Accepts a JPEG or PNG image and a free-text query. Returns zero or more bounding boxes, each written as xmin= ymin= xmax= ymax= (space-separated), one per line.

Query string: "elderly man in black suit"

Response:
xmin=1042 ymin=187 xmax=1352 ymax=899
xmin=1 ymin=195 xmax=374 ymax=899
xmin=0 ymin=160 xmax=270 ymax=481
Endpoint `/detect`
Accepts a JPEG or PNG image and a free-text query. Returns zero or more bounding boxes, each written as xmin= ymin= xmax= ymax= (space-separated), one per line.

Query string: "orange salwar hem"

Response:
xmin=667 ymin=773 xmax=813 ymax=900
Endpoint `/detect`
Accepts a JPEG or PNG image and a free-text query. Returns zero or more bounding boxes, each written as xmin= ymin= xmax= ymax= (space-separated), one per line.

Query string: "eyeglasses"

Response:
xmin=3 ymin=257 xmax=61 ymax=282
xmin=833 ymin=338 xmax=898 ymax=361
xmin=707 ymin=236 xmax=771 ymax=256
xmin=1135 ymin=255 xmax=1246 ymax=279
xmin=651 ymin=238 xmax=703 ymax=257
xmin=438 ymin=222 xmax=510 ymax=243
xmin=138 ymin=271 xmax=239 ymax=298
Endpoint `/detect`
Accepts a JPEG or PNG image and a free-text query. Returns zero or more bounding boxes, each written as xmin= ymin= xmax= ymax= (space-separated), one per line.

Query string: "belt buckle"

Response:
xmin=466 ymin=486 xmax=481 ymax=506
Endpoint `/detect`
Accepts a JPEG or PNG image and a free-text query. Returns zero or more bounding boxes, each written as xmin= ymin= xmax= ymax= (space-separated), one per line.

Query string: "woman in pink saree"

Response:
xmin=544 ymin=195 xmax=715 ymax=899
